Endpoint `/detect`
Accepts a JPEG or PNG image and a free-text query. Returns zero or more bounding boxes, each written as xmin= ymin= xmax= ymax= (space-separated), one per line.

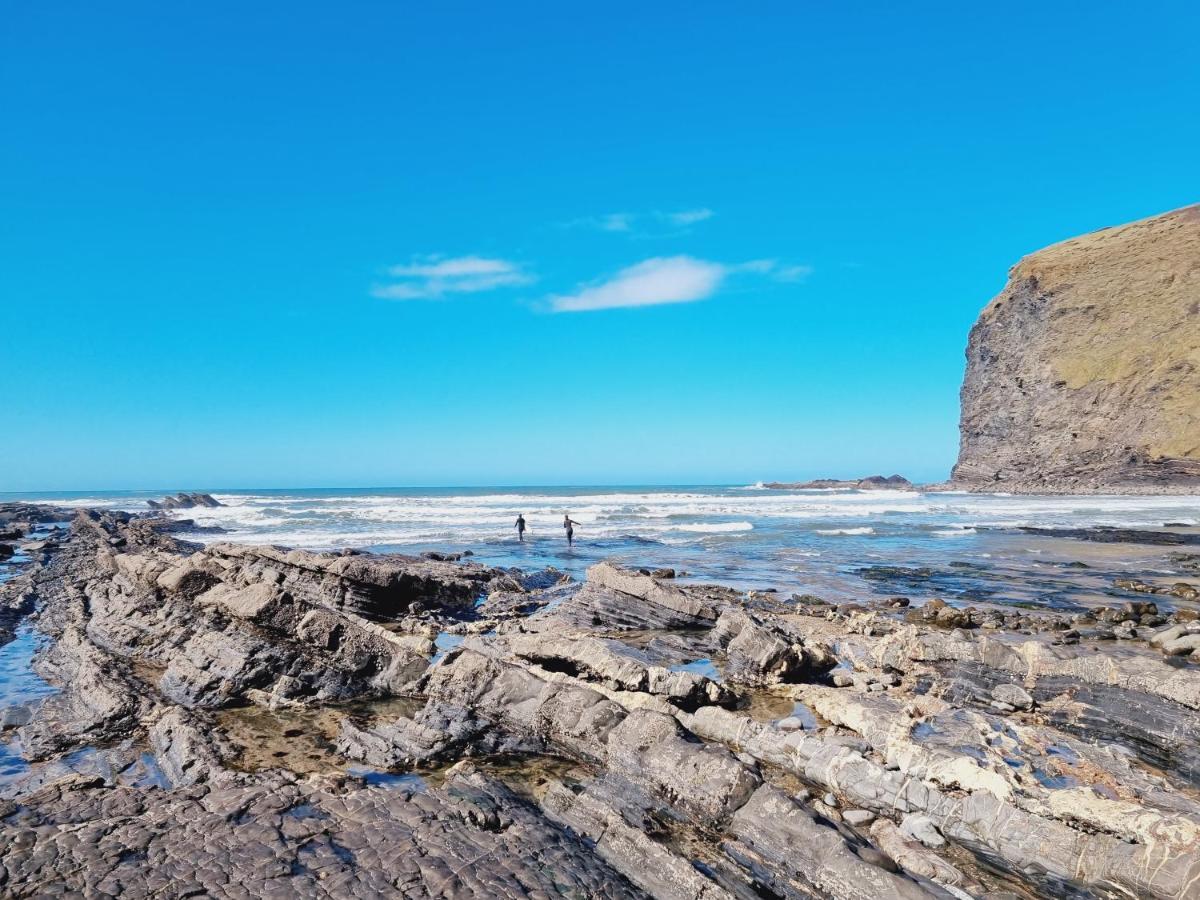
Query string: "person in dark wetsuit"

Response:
xmin=563 ymin=514 xmax=580 ymax=546
xmin=514 ymin=514 xmax=526 ymax=542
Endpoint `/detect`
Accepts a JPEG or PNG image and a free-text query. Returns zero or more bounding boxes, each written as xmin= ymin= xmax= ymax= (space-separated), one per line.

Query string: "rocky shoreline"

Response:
xmin=1 ymin=503 xmax=1200 ymax=897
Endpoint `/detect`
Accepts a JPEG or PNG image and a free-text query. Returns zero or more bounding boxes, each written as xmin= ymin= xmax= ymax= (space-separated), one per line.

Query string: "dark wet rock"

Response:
xmin=1021 ymin=526 xmax=1200 ymax=545
xmin=860 ymin=565 xmax=935 ymax=582
xmin=145 ymin=491 xmax=223 ymax=510
xmin=0 ymin=768 xmax=645 ymax=899
xmin=421 ymin=549 xmax=465 ymax=561
xmin=764 ymin=474 xmax=912 ymax=491
xmin=1169 ymin=552 xmax=1200 ymax=574
xmin=0 ymin=504 xmax=70 ymax=528
xmin=146 ymin=516 xmax=229 ymax=535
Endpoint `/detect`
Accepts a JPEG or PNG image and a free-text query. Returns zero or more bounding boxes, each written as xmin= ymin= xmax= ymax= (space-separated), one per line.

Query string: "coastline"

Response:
xmin=1 ymin=501 xmax=1199 ymax=897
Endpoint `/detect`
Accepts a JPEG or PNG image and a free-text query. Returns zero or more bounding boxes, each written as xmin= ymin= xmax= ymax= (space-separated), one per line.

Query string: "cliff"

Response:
xmin=952 ymin=204 xmax=1200 ymax=493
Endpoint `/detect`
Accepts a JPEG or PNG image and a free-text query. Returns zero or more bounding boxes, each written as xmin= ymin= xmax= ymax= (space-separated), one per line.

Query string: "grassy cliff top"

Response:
xmin=986 ymin=204 xmax=1200 ymax=460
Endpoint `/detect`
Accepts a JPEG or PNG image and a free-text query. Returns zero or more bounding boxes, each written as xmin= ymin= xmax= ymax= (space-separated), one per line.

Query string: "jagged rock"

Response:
xmin=870 ymin=819 xmax=981 ymax=894
xmin=530 ymin=562 xmax=736 ymax=632
xmin=8 ymin=502 xmax=1200 ymax=899
xmin=146 ymin=491 xmax=223 ymax=510
xmin=541 ymin=780 xmax=736 ymax=900
xmin=900 ymin=813 xmax=945 ymax=848
xmin=712 ymin=607 xmax=836 ymax=685
xmin=764 ymin=475 xmax=912 ymax=491
xmin=502 ymin=632 xmax=734 ymax=710
xmin=726 ymin=785 xmax=928 ymax=899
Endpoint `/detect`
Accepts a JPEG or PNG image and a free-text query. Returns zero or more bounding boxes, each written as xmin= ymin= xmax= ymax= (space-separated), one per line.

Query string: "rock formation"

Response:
xmin=953 ymin=204 xmax=1200 ymax=493
xmin=147 ymin=492 xmax=223 ymax=510
xmin=765 ymin=475 xmax=912 ymax=491
xmin=2 ymin=503 xmax=1200 ymax=897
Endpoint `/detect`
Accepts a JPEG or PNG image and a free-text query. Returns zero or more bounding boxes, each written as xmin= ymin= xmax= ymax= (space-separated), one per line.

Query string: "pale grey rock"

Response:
xmin=990 ymin=682 xmax=1034 ymax=710
xmin=900 ymin=813 xmax=945 ymax=848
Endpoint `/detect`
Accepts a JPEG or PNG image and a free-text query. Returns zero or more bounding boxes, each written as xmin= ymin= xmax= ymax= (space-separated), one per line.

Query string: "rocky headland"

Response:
xmin=765 ymin=475 xmax=913 ymax=491
xmin=2 ymin=503 xmax=1200 ymax=897
xmin=952 ymin=204 xmax=1200 ymax=494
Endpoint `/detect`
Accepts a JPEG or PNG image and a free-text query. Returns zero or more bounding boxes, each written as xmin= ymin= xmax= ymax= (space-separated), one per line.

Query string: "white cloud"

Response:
xmin=549 ymin=256 xmax=728 ymax=313
xmin=663 ymin=208 xmax=714 ymax=226
xmin=565 ymin=208 xmax=715 ymax=236
xmin=773 ymin=264 xmax=814 ymax=282
xmin=372 ymin=255 xmax=533 ymax=300
xmin=549 ymin=254 xmax=814 ymax=313
xmin=595 ymin=213 xmax=634 ymax=232
xmin=563 ymin=213 xmax=633 ymax=232
xmin=735 ymin=259 xmax=777 ymax=274
xmin=732 ymin=259 xmax=814 ymax=282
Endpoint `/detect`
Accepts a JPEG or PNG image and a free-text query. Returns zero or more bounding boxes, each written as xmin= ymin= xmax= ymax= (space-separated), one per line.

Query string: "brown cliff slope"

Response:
xmin=952 ymin=204 xmax=1200 ymax=493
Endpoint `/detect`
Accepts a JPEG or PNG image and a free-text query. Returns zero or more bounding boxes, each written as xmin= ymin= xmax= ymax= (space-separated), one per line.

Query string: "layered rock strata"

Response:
xmin=1 ymin=504 xmax=1200 ymax=898
xmin=953 ymin=204 xmax=1200 ymax=493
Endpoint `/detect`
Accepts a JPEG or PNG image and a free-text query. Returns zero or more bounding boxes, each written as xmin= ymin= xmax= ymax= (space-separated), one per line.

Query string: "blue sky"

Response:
xmin=3 ymin=2 xmax=1198 ymax=491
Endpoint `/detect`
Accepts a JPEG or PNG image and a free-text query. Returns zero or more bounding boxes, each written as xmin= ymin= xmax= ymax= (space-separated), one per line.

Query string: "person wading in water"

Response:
xmin=514 ymin=514 xmax=527 ymax=542
xmin=563 ymin=514 xmax=580 ymax=547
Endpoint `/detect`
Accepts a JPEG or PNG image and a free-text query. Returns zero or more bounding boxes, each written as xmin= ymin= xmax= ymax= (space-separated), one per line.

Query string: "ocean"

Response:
xmin=7 ymin=486 xmax=1199 ymax=610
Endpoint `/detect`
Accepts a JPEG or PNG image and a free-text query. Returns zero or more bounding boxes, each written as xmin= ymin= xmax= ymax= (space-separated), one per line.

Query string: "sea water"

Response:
xmin=6 ymin=485 xmax=1198 ymax=608
xmin=1 ymin=484 xmax=1197 ymax=790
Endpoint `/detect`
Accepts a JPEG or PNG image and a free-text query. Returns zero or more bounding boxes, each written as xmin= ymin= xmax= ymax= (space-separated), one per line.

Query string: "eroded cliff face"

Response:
xmin=953 ymin=204 xmax=1200 ymax=493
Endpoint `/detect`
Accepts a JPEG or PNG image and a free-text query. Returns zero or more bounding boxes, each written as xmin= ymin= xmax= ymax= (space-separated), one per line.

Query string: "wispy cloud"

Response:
xmin=371 ymin=255 xmax=533 ymax=300
xmin=663 ymin=208 xmax=714 ymax=226
xmin=549 ymin=255 xmax=814 ymax=313
xmin=549 ymin=256 xmax=728 ymax=313
xmin=564 ymin=208 xmax=716 ymax=237
xmin=733 ymin=260 xmax=813 ymax=282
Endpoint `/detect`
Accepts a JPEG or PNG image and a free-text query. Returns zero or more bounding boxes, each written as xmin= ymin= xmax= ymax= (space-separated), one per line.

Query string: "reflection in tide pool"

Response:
xmin=0 ymin=623 xmax=58 ymax=711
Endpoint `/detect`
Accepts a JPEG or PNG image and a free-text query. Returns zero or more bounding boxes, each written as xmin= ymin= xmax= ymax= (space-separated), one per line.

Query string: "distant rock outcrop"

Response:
xmin=147 ymin=492 xmax=223 ymax=510
xmin=952 ymin=205 xmax=1200 ymax=494
xmin=765 ymin=475 xmax=912 ymax=491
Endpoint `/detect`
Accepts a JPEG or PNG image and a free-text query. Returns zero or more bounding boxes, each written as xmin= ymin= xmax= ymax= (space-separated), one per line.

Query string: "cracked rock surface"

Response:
xmin=2 ymin=504 xmax=1200 ymax=898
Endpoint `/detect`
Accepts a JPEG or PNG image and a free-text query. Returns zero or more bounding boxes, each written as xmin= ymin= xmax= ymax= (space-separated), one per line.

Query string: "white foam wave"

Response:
xmin=667 ymin=522 xmax=754 ymax=533
xmin=11 ymin=486 xmax=1198 ymax=553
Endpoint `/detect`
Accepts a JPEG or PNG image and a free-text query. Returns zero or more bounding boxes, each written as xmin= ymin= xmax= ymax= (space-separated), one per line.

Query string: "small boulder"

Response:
xmin=1162 ymin=633 xmax=1200 ymax=656
xmin=991 ymin=683 xmax=1034 ymax=711
xmin=900 ymin=813 xmax=946 ymax=848
xmin=843 ymin=809 xmax=876 ymax=827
